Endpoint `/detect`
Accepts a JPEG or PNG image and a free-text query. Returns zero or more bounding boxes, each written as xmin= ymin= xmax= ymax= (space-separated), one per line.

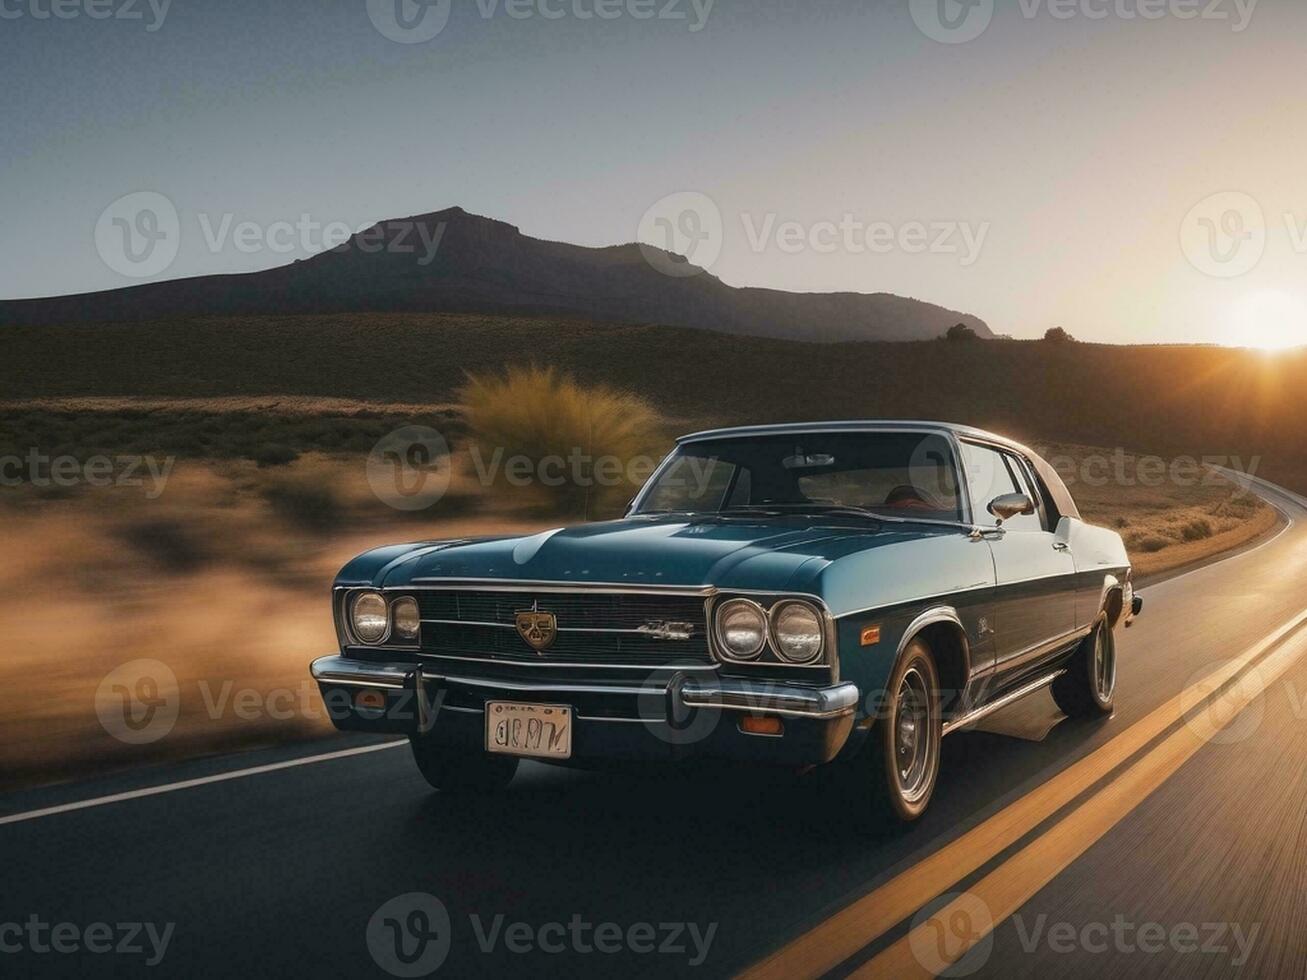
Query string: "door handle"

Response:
xmin=1052 ymin=542 xmax=1070 ymax=552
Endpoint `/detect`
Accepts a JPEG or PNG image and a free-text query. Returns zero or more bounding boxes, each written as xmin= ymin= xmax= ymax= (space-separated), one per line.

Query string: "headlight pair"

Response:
xmin=350 ymin=592 xmax=420 ymax=644
xmin=714 ymin=598 xmax=825 ymax=665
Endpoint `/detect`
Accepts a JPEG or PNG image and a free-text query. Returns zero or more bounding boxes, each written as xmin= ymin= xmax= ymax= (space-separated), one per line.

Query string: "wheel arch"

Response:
xmin=896 ymin=606 xmax=971 ymax=714
xmin=1097 ymin=573 xmax=1126 ymax=627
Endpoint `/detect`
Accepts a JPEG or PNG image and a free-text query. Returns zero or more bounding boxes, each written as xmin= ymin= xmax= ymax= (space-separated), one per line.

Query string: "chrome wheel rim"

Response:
xmin=1092 ymin=626 xmax=1116 ymax=703
xmin=894 ymin=665 xmax=935 ymax=803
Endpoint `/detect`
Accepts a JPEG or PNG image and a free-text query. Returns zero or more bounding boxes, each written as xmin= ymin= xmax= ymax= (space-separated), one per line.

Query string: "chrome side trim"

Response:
xmin=310 ymin=656 xmax=413 ymax=690
xmin=942 ymin=669 xmax=1066 ymax=736
xmin=679 ymin=679 xmax=859 ymax=720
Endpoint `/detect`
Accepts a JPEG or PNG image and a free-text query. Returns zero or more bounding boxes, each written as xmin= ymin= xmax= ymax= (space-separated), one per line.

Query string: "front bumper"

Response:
xmin=310 ymin=655 xmax=859 ymax=766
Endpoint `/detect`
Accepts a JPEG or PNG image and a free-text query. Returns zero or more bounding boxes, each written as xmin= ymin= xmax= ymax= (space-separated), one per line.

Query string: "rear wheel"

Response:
xmin=854 ymin=637 xmax=942 ymax=826
xmin=409 ymin=736 xmax=519 ymax=793
xmin=1051 ymin=617 xmax=1116 ymax=718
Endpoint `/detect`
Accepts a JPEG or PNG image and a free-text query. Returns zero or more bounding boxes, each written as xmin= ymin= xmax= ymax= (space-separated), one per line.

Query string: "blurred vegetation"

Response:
xmin=460 ymin=365 xmax=663 ymax=519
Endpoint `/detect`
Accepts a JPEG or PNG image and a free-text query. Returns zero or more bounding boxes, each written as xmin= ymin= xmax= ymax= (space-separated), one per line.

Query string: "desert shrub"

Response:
xmin=1125 ymin=531 xmax=1172 ymax=554
xmin=460 ymin=365 xmax=662 ymax=518
xmin=1181 ymin=518 xmax=1212 ymax=542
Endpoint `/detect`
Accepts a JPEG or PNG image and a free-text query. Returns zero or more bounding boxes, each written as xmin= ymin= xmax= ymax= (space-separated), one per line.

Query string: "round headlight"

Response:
xmin=715 ymin=599 xmax=767 ymax=660
xmin=392 ymin=596 xmax=420 ymax=640
xmin=772 ymin=601 xmax=824 ymax=663
xmin=351 ymin=592 xmax=389 ymax=643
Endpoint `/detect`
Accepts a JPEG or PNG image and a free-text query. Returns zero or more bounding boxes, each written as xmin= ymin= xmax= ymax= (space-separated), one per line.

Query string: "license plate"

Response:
xmin=485 ymin=702 xmax=572 ymax=759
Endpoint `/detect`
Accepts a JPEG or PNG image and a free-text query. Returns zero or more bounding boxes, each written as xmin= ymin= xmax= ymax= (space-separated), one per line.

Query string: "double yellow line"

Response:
xmin=740 ymin=608 xmax=1307 ymax=980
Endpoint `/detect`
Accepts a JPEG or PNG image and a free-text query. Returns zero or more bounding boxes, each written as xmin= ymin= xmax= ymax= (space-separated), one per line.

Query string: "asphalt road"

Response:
xmin=3 ymin=477 xmax=1306 ymax=979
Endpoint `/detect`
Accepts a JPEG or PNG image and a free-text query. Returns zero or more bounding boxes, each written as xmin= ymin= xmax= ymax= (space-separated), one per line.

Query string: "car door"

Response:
xmin=958 ymin=441 xmax=1078 ymax=683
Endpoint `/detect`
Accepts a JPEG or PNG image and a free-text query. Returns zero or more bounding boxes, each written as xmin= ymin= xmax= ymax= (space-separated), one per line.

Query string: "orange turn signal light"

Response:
xmin=355 ymin=689 xmax=387 ymax=712
xmin=860 ymin=624 xmax=882 ymax=646
xmin=739 ymin=716 xmax=784 ymax=736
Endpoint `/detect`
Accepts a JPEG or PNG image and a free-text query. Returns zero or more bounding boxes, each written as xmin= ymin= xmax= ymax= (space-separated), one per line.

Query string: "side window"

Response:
xmin=959 ymin=442 xmax=1043 ymax=531
xmin=959 ymin=442 xmax=1018 ymax=518
xmin=1000 ymin=453 xmax=1048 ymax=532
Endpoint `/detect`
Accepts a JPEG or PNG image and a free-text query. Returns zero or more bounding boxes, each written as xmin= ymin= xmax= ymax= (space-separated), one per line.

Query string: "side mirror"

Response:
xmin=987 ymin=492 xmax=1034 ymax=523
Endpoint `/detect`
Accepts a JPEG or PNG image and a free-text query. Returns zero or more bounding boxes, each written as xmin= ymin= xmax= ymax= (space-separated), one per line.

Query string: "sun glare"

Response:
xmin=1227 ymin=290 xmax=1307 ymax=351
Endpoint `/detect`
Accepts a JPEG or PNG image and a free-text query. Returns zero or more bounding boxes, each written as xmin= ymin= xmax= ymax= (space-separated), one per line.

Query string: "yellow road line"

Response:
xmin=858 ymin=624 xmax=1307 ymax=978
xmin=739 ymin=608 xmax=1307 ymax=980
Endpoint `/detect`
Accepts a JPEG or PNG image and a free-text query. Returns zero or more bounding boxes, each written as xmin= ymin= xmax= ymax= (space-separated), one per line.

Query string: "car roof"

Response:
xmin=676 ymin=420 xmax=1035 ymax=456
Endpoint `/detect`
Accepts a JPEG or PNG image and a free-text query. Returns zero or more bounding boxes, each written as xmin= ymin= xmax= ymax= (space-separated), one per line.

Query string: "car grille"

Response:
xmin=414 ymin=590 xmax=712 ymax=666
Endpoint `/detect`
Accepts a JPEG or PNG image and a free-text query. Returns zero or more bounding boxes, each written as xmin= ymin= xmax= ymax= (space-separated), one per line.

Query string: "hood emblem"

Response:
xmin=515 ymin=609 xmax=557 ymax=652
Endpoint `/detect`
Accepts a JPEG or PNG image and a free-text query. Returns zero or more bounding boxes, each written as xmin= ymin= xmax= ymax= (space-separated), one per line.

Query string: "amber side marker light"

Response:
xmin=355 ymin=690 xmax=387 ymax=713
xmin=740 ymin=716 xmax=784 ymax=736
xmin=860 ymin=624 xmax=882 ymax=646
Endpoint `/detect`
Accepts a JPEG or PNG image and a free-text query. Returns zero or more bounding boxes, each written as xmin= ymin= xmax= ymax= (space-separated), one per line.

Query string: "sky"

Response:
xmin=3 ymin=0 xmax=1306 ymax=346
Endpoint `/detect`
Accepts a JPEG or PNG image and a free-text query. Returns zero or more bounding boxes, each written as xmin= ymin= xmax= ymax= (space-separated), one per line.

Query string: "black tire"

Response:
xmin=409 ymin=736 xmax=519 ymax=793
xmin=852 ymin=636 xmax=943 ymax=826
xmin=1051 ymin=617 xmax=1116 ymax=718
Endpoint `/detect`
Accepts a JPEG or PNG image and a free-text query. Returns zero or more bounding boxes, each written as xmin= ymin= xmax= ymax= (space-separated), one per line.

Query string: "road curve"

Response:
xmin=3 ymin=479 xmax=1306 ymax=979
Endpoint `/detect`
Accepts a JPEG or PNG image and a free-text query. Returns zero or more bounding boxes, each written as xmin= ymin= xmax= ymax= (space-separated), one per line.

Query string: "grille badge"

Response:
xmin=637 ymin=620 xmax=696 ymax=641
xmin=515 ymin=610 xmax=557 ymax=652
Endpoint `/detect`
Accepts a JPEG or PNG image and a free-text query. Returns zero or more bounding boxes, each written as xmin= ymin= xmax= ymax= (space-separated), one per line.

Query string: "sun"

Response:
xmin=1226 ymin=290 xmax=1307 ymax=351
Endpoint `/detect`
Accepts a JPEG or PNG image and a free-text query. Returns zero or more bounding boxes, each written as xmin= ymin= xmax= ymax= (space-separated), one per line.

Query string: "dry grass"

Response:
xmin=460 ymin=365 xmax=663 ymax=518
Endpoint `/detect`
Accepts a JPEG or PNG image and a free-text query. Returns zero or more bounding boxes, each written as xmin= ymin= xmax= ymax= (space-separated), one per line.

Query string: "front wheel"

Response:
xmin=409 ymin=735 xmax=519 ymax=794
xmin=1051 ymin=617 xmax=1116 ymax=718
xmin=853 ymin=637 xmax=942 ymax=826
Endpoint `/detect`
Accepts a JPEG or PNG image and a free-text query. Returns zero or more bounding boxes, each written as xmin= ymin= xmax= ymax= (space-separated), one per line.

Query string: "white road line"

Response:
xmin=0 ymin=740 xmax=407 ymax=828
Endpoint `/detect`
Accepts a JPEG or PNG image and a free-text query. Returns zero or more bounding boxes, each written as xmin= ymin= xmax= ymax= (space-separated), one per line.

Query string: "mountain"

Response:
xmin=0 ymin=206 xmax=993 ymax=342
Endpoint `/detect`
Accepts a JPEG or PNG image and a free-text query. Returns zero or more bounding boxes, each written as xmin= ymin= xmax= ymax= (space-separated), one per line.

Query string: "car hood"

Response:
xmin=336 ymin=516 xmax=946 ymax=595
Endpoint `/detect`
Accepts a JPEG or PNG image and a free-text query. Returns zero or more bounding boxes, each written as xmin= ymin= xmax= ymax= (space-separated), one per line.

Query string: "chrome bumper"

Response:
xmin=309 ymin=656 xmax=860 ymax=721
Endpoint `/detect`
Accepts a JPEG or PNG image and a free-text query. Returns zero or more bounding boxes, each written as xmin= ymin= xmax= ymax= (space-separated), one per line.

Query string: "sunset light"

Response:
xmin=1227 ymin=290 xmax=1307 ymax=351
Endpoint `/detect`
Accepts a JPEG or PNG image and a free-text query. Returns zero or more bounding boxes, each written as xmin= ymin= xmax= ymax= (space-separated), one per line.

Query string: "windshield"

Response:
xmin=636 ymin=431 xmax=963 ymax=522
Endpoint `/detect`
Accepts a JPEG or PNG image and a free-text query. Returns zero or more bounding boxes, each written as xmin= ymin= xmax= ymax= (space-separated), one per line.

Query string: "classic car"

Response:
xmin=311 ymin=421 xmax=1142 ymax=822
